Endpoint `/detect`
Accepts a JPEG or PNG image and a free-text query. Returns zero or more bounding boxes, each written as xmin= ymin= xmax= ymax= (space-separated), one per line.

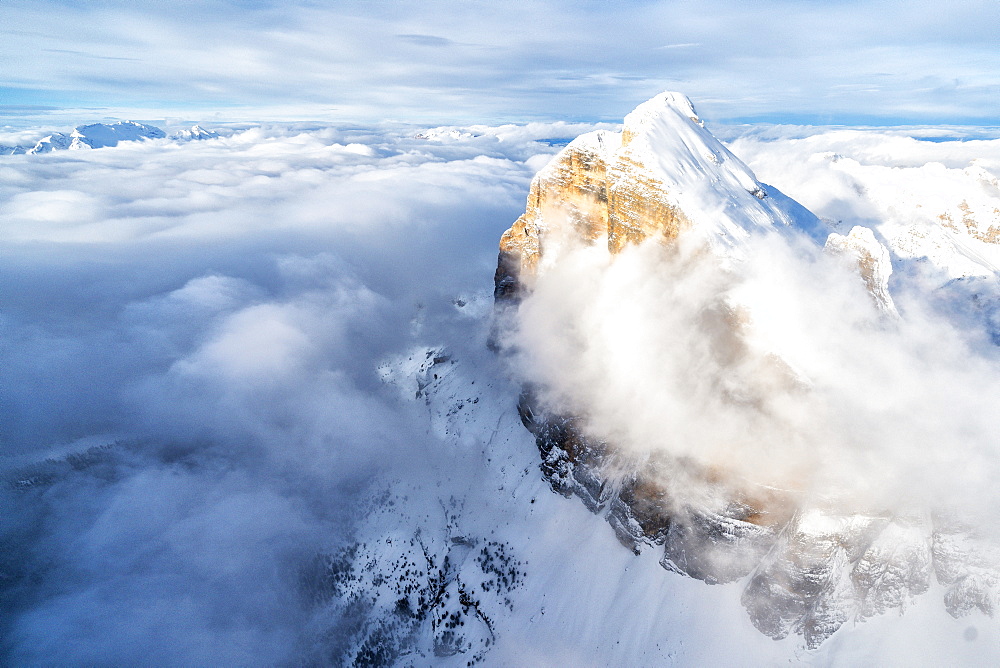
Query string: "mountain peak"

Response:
xmin=495 ymin=91 xmax=811 ymax=300
xmin=622 ymin=90 xmax=703 ymax=140
xmin=491 ymin=92 xmax=959 ymax=648
xmin=171 ymin=124 xmax=220 ymax=141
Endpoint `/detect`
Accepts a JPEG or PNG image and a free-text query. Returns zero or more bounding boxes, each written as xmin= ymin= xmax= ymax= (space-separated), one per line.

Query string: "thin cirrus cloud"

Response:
xmin=1 ymin=0 xmax=999 ymax=124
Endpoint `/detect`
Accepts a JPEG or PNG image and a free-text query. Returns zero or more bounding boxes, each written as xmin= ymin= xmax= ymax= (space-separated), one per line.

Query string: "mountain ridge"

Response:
xmin=0 ymin=121 xmax=220 ymax=156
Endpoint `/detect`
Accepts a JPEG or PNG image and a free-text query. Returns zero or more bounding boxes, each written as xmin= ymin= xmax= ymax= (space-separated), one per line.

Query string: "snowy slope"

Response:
xmin=615 ymin=92 xmax=792 ymax=249
xmin=307 ymin=294 xmax=1000 ymax=665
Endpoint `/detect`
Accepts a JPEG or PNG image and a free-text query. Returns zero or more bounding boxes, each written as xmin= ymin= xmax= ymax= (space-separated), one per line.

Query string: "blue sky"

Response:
xmin=3 ymin=0 xmax=999 ymax=126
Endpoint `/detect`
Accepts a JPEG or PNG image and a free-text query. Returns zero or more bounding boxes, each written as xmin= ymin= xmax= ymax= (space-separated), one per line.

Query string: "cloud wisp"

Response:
xmin=508 ymin=229 xmax=1000 ymax=518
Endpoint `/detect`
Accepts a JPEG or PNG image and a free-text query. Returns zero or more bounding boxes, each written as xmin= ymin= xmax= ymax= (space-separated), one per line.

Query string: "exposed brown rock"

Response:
xmin=496 ymin=132 xmax=615 ymax=300
xmin=938 ymin=200 xmax=1000 ymax=245
xmin=495 ymin=123 xmax=693 ymax=301
xmin=607 ymin=153 xmax=690 ymax=253
xmin=825 ymin=225 xmax=898 ymax=316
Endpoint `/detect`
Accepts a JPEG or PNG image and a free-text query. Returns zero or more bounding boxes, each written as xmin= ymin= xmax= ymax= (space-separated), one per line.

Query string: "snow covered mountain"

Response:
xmin=26 ymin=121 xmax=166 ymax=153
xmin=263 ymin=93 xmax=1000 ymax=663
xmin=489 ymin=92 xmax=1000 ymax=650
xmin=495 ymin=91 xmax=825 ymax=297
xmin=2 ymin=121 xmax=218 ymax=155
xmin=169 ymin=124 xmax=220 ymax=141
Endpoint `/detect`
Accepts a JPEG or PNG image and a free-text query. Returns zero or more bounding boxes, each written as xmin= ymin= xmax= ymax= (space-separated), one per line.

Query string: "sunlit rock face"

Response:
xmin=496 ymin=92 xmax=795 ymax=301
xmin=496 ymin=130 xmax=617 ymax=299
xmin=495 ymin=92 xmax=1000 ymax=647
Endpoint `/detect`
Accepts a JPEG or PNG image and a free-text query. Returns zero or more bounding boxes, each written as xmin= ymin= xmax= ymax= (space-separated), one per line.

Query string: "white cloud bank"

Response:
xmin=0 ymin=122 xmax=562 ymax=664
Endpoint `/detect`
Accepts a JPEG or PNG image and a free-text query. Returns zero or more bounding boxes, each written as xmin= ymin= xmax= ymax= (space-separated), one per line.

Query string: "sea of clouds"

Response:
xmin=0 ymin=121 xmax=582 ymax=664
xmin=4 ymin=118 xmax=1000 ymax=664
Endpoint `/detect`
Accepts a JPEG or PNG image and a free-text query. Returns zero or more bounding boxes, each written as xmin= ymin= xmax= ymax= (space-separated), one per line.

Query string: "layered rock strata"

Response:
xmin=496 ymin=92 xmax=790 ymax=302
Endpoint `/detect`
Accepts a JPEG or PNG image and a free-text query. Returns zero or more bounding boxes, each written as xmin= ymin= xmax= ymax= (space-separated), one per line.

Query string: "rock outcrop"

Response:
xmin=826 ymin=225 xmax=899 ymax=316
xmin=516 ymin=386 xmax=994 ymax=649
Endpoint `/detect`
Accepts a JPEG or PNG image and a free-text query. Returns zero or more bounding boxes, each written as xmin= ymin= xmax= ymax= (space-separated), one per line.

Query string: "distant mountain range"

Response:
xmin=0 ymin=121 xmax=219 ymax=155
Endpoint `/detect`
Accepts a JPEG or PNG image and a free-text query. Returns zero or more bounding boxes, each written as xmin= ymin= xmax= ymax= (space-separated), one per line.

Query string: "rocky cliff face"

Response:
xmin=496 ymin=92 xmax=796 ymax=301
xmin=495 ymin=92 xmax=999 ymax=648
